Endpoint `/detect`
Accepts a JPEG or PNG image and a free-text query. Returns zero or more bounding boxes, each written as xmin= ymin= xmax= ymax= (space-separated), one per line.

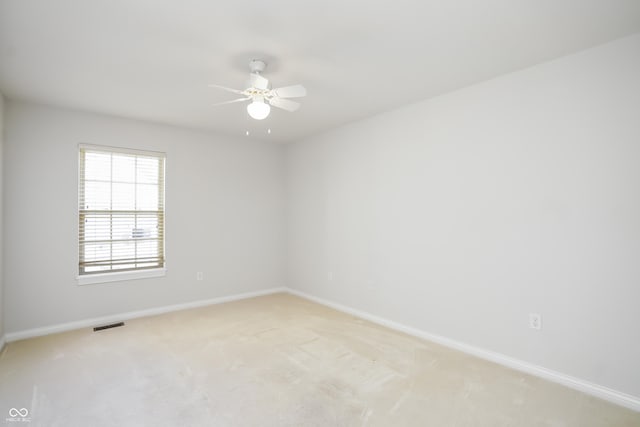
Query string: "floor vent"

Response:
xmin=93 ymin=322 xmax=125 ymax=332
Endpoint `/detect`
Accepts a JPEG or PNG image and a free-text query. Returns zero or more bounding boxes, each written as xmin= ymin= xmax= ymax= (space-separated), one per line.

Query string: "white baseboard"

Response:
xmin=284 ymin=287 xmax=640 ymax=413
xmin=5 ymin=287 xmax=286 ymax=343
xmin=0 ymin=334 xmax=6 ymax=353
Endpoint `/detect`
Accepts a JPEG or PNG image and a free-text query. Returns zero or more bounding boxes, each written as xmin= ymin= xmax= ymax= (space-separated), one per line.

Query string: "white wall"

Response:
xmin=4 ymin=101 xmax=285 ymax=333
xmin=0 ymin=93 xmax=4 ymax=341
xmin=286 ymin=34 xmax=640 ymax=398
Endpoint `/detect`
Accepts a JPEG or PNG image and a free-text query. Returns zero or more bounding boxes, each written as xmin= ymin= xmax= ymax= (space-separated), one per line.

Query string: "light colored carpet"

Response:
xmin=0 ymin=293 xmax=638 ymax=426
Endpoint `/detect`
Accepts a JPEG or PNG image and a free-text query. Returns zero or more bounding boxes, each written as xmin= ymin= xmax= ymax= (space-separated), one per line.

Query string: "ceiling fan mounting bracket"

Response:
xmin=249 ymin=59 xmax=267 ymax=74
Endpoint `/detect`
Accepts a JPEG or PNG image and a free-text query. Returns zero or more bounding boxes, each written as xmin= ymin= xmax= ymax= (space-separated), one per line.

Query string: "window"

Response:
xmin=78 ymin=145 xmax=165 ymax=283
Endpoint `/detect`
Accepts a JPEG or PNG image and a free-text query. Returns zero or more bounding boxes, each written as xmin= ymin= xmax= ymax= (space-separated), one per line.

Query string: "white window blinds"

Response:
xmin=79 ymin=145 xmax=165 ymax=275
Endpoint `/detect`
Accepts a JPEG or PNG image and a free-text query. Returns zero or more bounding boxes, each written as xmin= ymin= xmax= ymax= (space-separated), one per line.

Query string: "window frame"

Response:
xmin=76 ymin=144 xmax=166 ymax=285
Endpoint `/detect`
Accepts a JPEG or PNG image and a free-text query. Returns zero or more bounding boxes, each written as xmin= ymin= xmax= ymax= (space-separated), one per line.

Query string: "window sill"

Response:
xmin=77 ymin=268 xmax=166 ymax=286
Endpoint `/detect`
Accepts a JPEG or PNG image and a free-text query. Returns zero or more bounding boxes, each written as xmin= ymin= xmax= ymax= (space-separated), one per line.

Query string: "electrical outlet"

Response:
xmin=196 ymin=272 xmax=203 ymax=281
xmin=529 ymin=313 xmax=542 ymax=330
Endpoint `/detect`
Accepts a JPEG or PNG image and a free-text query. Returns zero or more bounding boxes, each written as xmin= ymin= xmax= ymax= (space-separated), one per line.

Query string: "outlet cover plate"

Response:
xmin=529 ymin=313 xmax=542 ymax=330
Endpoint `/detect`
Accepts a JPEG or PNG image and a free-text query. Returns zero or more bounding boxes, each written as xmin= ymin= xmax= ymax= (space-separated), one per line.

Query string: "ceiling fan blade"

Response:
xmin=212 ymin=97 xmax=250 ymax=107
xmin=269 ymin=97 xmax=301 ymax=112
xmin=208 ymin=84 xmax=245 ymax=95
xmin=250 ymin=73 xmax=270 ymax=90
xmin=270 ymin=84 xmax=307 ymax=98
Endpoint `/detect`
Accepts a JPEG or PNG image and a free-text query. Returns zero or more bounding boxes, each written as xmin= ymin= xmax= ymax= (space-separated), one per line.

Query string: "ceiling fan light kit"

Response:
xmin=210 ymin=59 xmax=307 ymax=121
xmin=247 ymin=97 xmax=271 ymax=120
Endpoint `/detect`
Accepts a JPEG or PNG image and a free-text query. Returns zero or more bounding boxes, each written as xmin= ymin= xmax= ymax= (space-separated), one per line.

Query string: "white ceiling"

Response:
xmin=1 ymin=1 xmax=639 ymax=143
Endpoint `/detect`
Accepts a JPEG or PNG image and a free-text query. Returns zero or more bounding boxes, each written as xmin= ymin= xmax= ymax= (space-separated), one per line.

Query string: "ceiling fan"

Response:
xmin=209 ymin=60 xmax=307 ymax=120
